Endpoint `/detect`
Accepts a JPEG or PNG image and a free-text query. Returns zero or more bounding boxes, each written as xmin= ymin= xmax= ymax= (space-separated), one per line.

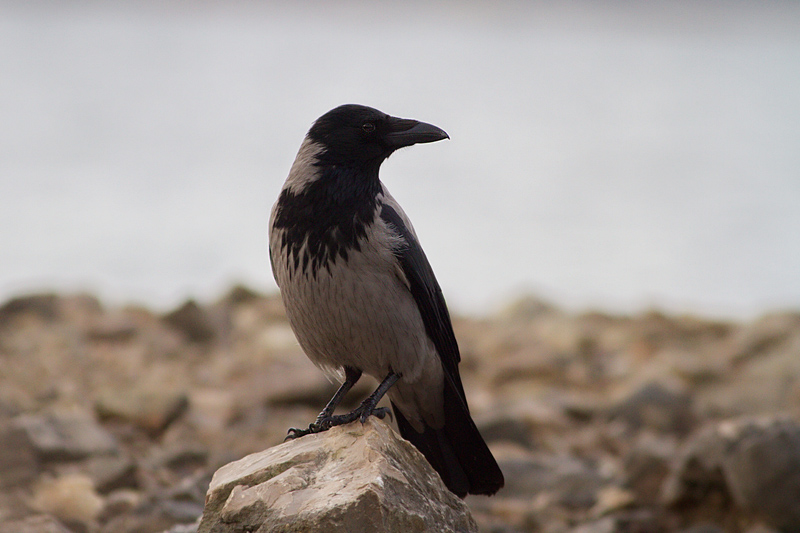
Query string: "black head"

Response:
xmin=307 ymin=104 xmax=449 ymax=167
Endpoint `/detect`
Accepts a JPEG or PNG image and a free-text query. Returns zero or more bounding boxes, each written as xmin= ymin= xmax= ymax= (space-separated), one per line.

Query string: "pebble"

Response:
xmin=0 ymin=514 xmax=74 ymax=533
xmin=0 ymin=420 xmax=39 ymax=488
xmin=15 ymin=411 xmax=119 ymax=461
xmin=607 ymin=381 xmax=695 ymax=435
xmin=591 ymin=486 xmax=636 ymax=517
xmin=664 ymin=416 xmax=800 ymax=532
xmin=1 ymin=288 xmax=800 ymax=532
xmin=96 ymin=387 xmax=189 ymax=436
xmin=31 ymin=473 xmax=104 ymax=527
xmin=162 ymin=300 xmax=217 ymax=344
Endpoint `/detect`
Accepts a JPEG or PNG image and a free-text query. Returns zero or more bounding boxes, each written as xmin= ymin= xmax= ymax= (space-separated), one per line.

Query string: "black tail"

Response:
xmin=391 ymin=375 xmax=504 ymax=498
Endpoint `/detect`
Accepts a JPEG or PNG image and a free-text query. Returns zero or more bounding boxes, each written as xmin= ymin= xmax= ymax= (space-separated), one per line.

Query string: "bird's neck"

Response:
xmin=273 ymin=162 xmax=384 ymax=277
xmin=315 ymin=163 xmax=382 ymax=207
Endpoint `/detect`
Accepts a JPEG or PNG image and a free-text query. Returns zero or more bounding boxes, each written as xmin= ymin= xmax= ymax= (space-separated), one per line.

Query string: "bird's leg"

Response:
xmin=311 ymin=366 xmax=363 ymax=429
xmin=285 ymin=366 xmax=362 ymax=440
xmin=325 ymin=370 xmax=401 ymax=427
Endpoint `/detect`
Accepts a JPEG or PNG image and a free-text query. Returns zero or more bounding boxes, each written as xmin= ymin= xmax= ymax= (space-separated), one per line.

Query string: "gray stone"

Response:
xmin=163 ymin=300 xmax=217 ymax=343
xmin=162 ymin=521 xmax=200 ymax=533
xmin=475 ymin=413 xmax=534 ymax=448
xmin=568 ymin=517 xmax=616 ymax=533
xmin=260 ymin=363 xmax=339 ymax=408
xmin=81 ymin=453 xmax=138 ymax=493
xmin=198 ymin=418 xmax=478 ymax=533
xmin=99 ymin=495 xmax=201 ymax=533
xmin=15 ymin=411 xmax=119 ymax=462
xmin=743 ymin=526 xmax=780 ymax=533
xmin=0 ymin=420 xmax=39 ymax=488
xmin=84 ymin=314 xmax=138 ymax=342
xmin=622 ymin=434 xmax=676 ymax=504
xmin=221 ymin=284 xmax=264 ymax=305
xmin=608 ymin=381 xmax=695 ymax=435
xmin=161 ymin=499 xmax=204 ymax=523
xmin=0 ymin=514 xmax=74 ymax=533
xmin=96 ymin=387 xmax=188 ymax=436
xmin=498 ymin=449 xmax=605 ymax=509
xmin=678 ymin=524 xmax=725 ymax=533
xmin=98 ymin=489 xmax=142 ymax=522
xmin=0 ymin=293 xmax=60 ymax=327
xmin=664 ymin=416 xmax=800 ymax=532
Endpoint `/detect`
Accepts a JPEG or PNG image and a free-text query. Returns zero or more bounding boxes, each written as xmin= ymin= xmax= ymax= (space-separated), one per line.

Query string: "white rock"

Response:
xmin=198 ymin=418 xmax=478 ymax=533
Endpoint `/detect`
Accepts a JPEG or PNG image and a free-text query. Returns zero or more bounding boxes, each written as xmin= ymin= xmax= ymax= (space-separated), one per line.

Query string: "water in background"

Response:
xmin=2 ymin=1 xmax=799 ymax=318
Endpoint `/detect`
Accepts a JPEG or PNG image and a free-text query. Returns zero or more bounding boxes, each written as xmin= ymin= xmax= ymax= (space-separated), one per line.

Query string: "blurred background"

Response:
xmin=3 ymin=4 xmax=800 ymax=531
xmin=2 ymin=0 xmax=799 ymax=319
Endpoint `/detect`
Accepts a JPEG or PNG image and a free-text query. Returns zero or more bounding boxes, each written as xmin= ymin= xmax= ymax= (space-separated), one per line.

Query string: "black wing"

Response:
xmin=380 ymin=203 xmax=467 ymax=402
xmin=381 ymin=202 xmax=505 ymax=497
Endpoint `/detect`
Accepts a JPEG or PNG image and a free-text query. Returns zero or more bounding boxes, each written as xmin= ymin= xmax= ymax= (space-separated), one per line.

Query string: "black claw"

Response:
xmin=285 ymin=427 xmax=310 ymax=441
xmin=284 ymin=421 xmax=325 ymax=441
xmin=285 ymin=403 xmax=393 ymax=440
xmin=284 ymin=428 xmax=304 ymax=441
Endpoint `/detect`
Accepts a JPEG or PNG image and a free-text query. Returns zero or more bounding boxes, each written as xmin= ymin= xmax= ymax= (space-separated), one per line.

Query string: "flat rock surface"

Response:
xmin=200 ymin=418 xmax=477 ymax=533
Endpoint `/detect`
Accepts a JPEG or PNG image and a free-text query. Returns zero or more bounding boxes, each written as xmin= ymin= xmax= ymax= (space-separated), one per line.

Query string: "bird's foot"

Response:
xmin=284 ymin=412 xmax=335 ymax=440
xmin=328 ymin=405 xmax=392 ymax=426
xmin=284 ymin=405 xmax=391 ymax=441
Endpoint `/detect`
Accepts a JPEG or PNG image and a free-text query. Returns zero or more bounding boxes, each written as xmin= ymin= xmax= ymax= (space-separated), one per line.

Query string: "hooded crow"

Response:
xmin=268 ymin=104 xmax=504 ymax=497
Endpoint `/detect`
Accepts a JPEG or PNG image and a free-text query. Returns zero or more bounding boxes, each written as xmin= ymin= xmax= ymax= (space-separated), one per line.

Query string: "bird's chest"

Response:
xmin=274 ymin=228 xmax=399 ymax=324
xmin=271 ymin=225 xmax=411 ymax=367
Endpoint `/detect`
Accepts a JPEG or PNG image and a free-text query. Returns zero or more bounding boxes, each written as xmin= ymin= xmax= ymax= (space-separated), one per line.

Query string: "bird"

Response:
xmin=268 ymin=104 xmax=504 ymax=497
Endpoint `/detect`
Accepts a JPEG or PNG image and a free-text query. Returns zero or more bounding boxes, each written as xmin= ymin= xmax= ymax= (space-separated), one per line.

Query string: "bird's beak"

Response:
xmin=384 ymin=117 xmax=449 ymax=148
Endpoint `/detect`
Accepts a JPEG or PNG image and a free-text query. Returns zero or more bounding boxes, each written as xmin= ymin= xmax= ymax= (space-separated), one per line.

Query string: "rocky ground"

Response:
xmin=0 ymin=287 xmax=799 ymax=533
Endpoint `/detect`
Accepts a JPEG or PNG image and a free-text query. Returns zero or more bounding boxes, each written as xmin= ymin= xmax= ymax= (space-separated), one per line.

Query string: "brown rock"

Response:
xmin=0 ymin=293 xmax=60 ymax=327
xmin=186 ymin=389 xmax=237 ymax=439
xmin=622 ymin=434 xmax=676 ymax=504
xmin=163 ymin=521 xmax=200 ymax=533
xmin=84 ymin=314 xmax=138 ymax=342
xmin=221 ymin=284 xmax=265 ymax=306
xmin=80 ymin=453 xmax=138 ymax=493
xmin=475 ymin=398 xmax=569 ymax=448
xmin=590 ymin=486 xmax=636 ymax=517
xmin=567 ymin=517 xmax=616 ymax=533
xmin=198 ymin=418 xmax=478 ymax=533
xmin=728 ymin=312 xmax=800 ymax=365
xmin=493 ymin=445 xmax=605 ymax=509
xmin=163 ymin=300 xmax=216 ymax=343
xmin=259 ymin=362 xmax=339 ymax=407
xmin=0 ymin=419 xmax=39 ymax=488
xmin=499 ymin=295 xmax=559 ymax=320
xmin=678 ymin=525 xmax=726 ymax=533
xmin=31 ymin=473 xmax=104 ymax=528
xmin=0 ymin=514 xmax=74 ymax=533
xmin=98 ymin=489 xmax=142 ymax=522
xmin=96 ymin=387 xmax=188 ymax=436
xmin=608 ymin=381 xmax=695 ymax=435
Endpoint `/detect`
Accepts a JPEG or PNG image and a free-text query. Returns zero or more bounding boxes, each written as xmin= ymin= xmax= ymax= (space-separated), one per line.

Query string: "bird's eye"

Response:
xmin=362 ymin=122 xmax=376 ymax=133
